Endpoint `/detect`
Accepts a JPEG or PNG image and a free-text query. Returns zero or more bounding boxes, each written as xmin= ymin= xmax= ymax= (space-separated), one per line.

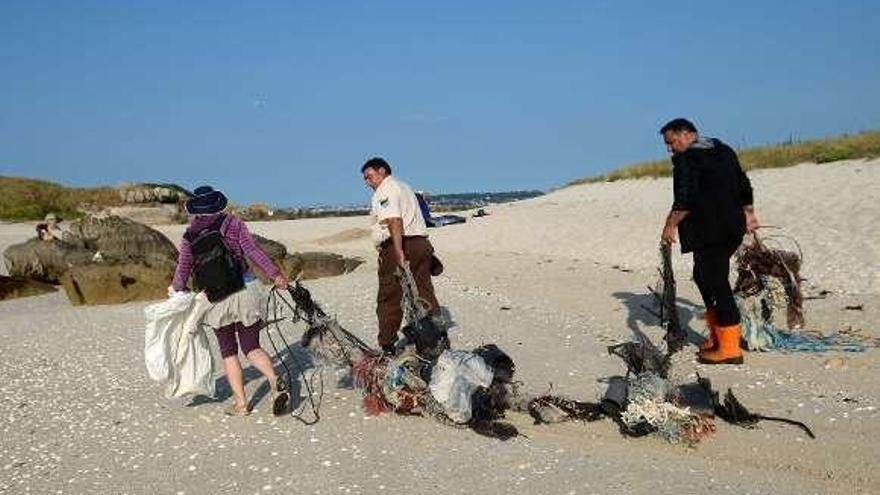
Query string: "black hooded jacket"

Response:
xmin=671 ymin=138 xmax=753 ymax=253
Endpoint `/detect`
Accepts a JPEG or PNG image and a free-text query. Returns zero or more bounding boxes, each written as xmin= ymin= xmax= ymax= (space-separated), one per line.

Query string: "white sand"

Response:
xmin=1 ymin=159 xmax=878 ymax=494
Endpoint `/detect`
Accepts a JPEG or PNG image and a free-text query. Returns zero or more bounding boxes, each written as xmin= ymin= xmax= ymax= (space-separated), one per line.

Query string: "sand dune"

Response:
xmin=311 ymin=227 xmax=372 ymax=246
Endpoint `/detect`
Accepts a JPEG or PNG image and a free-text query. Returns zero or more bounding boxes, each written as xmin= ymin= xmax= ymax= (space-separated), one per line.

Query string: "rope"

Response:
xmin=656 ymin=242 xmax=685 ymax=354
xmin=736 ymin=228 xmax=806 ymax=329
xmin=396 ymin=262 xmax=431 ymax=327
xmin=262 ymin=287 xmax=325 ymax=425
xmin=750 ymin=225 xmax=804 ymax=261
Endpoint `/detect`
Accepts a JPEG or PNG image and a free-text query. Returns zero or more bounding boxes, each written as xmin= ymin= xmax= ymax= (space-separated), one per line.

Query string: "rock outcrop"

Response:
xmin=105 ymin=205 xmax=185 ymax=225
xmin=0 ymin=275 xmax=57 ymax=301
xmin=64 ymin=215 xmax=179 ymax=265
xmin=61 ymin=262 xmax=174 ymax=306
xmin=4 ymin=214 xmax=178 ymax=305
xmin=251 ymin=235 xmax=363 ymax=281
xmin=3 ymin=239 xmax=89 ymax=283
xmin=4 ymin=215 xmax=362 ymax=305
xmin=109 ymin=184 xmax=189 ymax=225
xmin=285 ymin=252 xmax=364 ymax=280
xmin=118 ymin=184 xmax=190 ymax=204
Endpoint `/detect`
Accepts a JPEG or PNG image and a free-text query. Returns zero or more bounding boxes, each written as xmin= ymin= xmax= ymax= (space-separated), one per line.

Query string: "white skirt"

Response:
xmin=201 ymin=279 xmax=268 ymax=330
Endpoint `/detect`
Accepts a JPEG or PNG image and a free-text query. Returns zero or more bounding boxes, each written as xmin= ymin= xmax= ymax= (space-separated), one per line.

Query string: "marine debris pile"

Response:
xmin=263 ymin=262 xmax=814 ymax=445
xmin=283 ymin=279 xmax=522 ymax=439
xmin=734 ymin=230 xmax=866 ymax=352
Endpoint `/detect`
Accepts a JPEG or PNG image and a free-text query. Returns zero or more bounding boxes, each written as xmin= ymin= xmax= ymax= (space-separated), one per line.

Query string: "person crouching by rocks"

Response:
xmin=36 ymin=213 xmax=66 ymax=241
xmin=361 ymin=157 xmax=440 ymax=356
xmin=659 ymin=118 xmax=759 ymax=365
xmin=171 ymin=185 xmax=290 ymax=416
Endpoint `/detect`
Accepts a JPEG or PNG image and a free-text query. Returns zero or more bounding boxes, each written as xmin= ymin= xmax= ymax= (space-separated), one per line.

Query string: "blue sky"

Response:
xmin=2 ymin=1 xmax=879 ymax=207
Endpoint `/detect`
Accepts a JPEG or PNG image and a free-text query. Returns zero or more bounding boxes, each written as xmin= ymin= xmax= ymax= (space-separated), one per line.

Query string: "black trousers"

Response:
xmin=693 ymin=244 xmax=741 ymax=327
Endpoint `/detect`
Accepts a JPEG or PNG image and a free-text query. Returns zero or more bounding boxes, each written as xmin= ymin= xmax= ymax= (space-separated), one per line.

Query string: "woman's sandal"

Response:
xmin=225 ymin=401 xmax=252 ymax=417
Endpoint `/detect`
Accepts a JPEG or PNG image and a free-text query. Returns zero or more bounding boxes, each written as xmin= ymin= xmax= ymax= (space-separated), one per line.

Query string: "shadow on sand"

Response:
xmin=611 ymin=290 xmax=707 ymax=348
xmin=186 ymin=324 xmax=324 ymax=414
xmin=187 ymin=304 xmax=458 ymax=412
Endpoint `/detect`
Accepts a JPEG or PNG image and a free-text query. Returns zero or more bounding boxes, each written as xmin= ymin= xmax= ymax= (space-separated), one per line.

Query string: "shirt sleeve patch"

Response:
xmin=379 ymin=198 xmax=389 ymax=207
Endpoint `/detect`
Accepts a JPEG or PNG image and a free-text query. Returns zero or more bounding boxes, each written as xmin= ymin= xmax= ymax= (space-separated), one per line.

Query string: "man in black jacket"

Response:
xmin=659 ymin=118 xmax=759 ymax=364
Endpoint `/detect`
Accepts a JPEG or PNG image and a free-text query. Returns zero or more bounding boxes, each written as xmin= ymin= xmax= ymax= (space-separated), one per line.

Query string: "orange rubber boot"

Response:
xmin=698 ymin=324 xmax=744 ymax=365
xmin=698 ymin=309 xmax=719 ymax=352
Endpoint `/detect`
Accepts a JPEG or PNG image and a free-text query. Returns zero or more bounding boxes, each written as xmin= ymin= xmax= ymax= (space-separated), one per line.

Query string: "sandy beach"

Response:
xmin=1 ymin=159 xmax=878 ymax=494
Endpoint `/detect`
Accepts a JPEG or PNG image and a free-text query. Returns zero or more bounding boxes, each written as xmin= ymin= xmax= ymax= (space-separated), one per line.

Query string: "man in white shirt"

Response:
xmin=362 ymin=157 xmax=439 ymax=354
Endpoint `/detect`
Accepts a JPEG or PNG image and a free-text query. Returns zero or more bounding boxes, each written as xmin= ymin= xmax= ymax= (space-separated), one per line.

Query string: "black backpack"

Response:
xmin=183 ymin=215 xmax=244 ymax=302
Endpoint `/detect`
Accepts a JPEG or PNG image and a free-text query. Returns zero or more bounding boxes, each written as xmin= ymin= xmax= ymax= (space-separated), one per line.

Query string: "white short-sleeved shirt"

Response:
xmin=370 ymin=175 xmax=428 ymax=247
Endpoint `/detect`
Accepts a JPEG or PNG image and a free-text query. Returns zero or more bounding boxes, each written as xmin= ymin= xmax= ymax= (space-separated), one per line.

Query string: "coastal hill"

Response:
xmin=567 ymin=130 xmax=880 ymax=185
xmin=0 ymin=177 xmax=189 ymax=222
xmin=0 ymin=176 xmax=122 ymax=221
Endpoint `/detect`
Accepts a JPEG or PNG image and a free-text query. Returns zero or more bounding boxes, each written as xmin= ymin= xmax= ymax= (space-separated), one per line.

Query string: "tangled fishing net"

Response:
xmin=619 ymin=373 xmax=714 ymax=444
xmin=352 ymin=354 xmax=390 ymax=414
xmin=734 ymin=229 xmax=805 ymax=329
xmin=734 ymin=230 xmax=866 ymax=353
xmin=288 ymin=277 xmax=525 ymax=438
xmin=653 ymin=243 xmax=686 ymax=353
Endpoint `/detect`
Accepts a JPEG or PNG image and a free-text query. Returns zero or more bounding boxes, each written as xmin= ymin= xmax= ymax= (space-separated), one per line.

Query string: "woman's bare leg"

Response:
xmin=223 ymin=355 xmax=247 ymax=407
xmin=245 ymin=348 xmax=278 ymax=383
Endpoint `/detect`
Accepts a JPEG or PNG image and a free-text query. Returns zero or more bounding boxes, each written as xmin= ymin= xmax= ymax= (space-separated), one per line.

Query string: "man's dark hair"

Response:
xmin=659 ymin=118 xmax=698 ymax=135
xmin=361 ymin=157 xmax=392 ymax=174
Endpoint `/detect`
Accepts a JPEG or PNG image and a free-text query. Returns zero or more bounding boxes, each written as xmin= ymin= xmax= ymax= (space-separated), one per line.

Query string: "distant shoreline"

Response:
xmin=250 ymin=190 xmax=545 ymax=221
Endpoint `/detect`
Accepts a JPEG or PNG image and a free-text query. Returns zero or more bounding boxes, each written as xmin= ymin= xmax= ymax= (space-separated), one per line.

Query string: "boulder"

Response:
xmin=0 ymin=275 xmax=57 ymax=301
xmin=252 ymin=235 xmax=288 ymax=264
xmin=105 ymin=204 xmax=186 ymax=225
xmin=4 ymin=216 xmax=362 ymax=304
xmin=64 ymin=214 xmax=178 ymax=265
xmin=284 ymin=252 xmax=364 ymax=280
xmin=118 ymin=184 xmax=190 ymax=204
xmin=60 ymin=260 xmax=175 ymax=306
xmin=3 ymin=238 xmax=90 ymax=283
xmin=3 ymin=214 xmax=179 ymax=304
xmin=248 ymin=235 xmax=363 ymax=281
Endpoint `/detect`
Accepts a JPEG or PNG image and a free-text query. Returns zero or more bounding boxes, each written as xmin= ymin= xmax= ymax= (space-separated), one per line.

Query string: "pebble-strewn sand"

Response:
xmin=1 ymin=159 xmax=878 ymax=494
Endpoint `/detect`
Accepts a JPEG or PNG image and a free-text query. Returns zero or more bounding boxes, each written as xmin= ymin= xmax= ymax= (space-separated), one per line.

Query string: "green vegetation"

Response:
xmin=567 ymin=130 xmax=880 ymax=186
xmin=0 ymin=176 xmax=123 ymax=221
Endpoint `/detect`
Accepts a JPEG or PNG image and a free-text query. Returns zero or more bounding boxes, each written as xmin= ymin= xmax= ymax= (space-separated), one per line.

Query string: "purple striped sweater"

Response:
xmin=171 ymin=213 xmax=281 ymax=292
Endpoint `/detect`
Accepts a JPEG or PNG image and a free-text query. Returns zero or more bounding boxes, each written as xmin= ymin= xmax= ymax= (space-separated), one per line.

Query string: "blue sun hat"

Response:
xmin=185 ymin=185 xmax=228 ymax=215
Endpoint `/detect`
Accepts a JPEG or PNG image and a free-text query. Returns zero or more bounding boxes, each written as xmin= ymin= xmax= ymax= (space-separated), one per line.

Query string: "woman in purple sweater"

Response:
xmin=173 ymin=185 xmax=289 ymax=416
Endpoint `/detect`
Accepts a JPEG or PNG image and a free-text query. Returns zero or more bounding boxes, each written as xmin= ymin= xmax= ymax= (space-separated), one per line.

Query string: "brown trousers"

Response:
xmin=376 ymin=236 xmax=440 ymax=347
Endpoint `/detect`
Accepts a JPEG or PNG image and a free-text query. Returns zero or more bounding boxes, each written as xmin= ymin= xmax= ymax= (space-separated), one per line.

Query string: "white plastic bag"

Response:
xmin=429 ymin=350 xmax=494 ymax=423
xmin=144 ymin=292 xmax=216 ymax=398
xmin=144 ymin=292 xmax=195 ymax=382
xmin=167 ymin=321 xmax=216 ymax=398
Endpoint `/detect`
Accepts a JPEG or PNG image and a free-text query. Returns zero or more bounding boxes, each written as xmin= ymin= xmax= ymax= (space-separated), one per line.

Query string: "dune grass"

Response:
xmin=0 ymin=176 xmax=123 ymax=221
xmin=567 ymin=130 xmax=880 ymax=186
